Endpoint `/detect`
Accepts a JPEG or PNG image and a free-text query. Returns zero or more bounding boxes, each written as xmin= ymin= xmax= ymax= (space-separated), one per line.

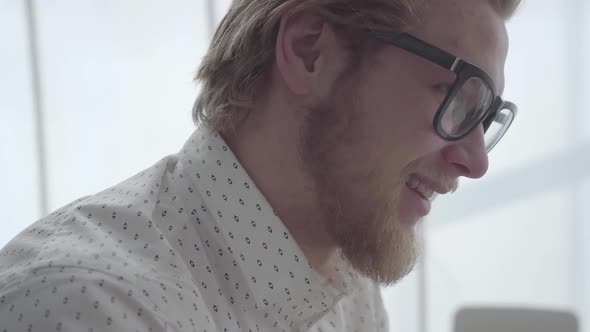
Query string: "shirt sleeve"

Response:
xmin=0 ymin=268 xmax=168 ymax=332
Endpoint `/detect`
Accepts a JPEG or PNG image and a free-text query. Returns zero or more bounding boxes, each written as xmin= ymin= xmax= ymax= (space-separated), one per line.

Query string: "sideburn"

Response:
xmin=299 ymin=59 xmax=419 ymax=285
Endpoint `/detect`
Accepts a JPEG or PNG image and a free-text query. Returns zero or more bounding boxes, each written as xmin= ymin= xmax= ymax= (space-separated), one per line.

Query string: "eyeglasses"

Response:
xmin=368 ymin=31 xmax=518 ymax=152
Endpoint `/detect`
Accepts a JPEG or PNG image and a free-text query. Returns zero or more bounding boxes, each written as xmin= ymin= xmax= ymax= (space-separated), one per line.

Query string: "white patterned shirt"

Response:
xmin=0 ymin=127 xmax=388 ymax=332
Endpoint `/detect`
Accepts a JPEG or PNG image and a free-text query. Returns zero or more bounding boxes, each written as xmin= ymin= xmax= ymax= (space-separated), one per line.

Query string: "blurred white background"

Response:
xmin=1 ymin=1 xmax=588 ymax=331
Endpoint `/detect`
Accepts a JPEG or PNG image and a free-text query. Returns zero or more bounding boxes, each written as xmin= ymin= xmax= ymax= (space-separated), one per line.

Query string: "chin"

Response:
xmin=333 ymin=209 xmax=421 ymax=286
xmin=399 ymin=215 xmax=424 ymax=229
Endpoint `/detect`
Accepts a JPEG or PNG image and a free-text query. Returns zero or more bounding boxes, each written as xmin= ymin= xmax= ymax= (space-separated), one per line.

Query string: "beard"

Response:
xmin=300 ymin=70 xmax=420 ymax=286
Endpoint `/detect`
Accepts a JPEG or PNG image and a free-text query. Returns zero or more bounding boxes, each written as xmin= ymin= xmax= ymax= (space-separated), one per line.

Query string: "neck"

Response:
xmin=223 ymin=92 xmax=337 ymax=273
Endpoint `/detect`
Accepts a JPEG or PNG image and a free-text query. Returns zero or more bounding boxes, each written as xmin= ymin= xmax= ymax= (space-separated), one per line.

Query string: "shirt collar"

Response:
xmin=179 ymin=126 xmax=362 ymax=326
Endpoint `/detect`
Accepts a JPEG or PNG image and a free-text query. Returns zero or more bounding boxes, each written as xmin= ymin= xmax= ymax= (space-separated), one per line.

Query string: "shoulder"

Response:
xmin=0 ymin=154 xmax=182 ymax=278
xmin=0 ymin=155 xmax=216 ymax=331
xmin=0 ymin=265 xmax=215 ymax=332
xmin=0 ymin=267 xmax=165 ymax=331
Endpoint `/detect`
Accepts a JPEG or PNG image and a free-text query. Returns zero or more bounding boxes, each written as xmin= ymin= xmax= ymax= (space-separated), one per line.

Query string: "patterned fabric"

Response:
xmin=0 ymin=127 xmax=388 ymax=332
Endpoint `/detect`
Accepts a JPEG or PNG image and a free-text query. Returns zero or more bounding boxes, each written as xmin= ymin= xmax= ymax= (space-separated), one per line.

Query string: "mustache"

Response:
xmin=401 ymin=167 xmax=460 ymax=194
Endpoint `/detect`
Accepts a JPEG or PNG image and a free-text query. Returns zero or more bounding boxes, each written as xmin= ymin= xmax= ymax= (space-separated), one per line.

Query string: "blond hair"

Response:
xmin=193 ymin=0 xmax=521 ymax=133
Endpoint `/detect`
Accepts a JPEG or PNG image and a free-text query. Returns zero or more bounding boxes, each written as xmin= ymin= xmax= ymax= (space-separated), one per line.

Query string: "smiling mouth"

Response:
xmin=405 ymin=175 xmax=444 ymax=200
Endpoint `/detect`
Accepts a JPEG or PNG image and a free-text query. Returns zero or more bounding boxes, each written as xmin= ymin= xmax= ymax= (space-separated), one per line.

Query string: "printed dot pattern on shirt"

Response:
xmin=0 ymin=127 xmax=388 ymax=331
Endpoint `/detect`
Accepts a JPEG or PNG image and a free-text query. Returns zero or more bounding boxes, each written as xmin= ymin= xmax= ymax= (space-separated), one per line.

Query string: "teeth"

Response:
xmin=408 ymin=178 xmax=419 ymax=189
xmin=417 ymin=183 xmax=427 ymax=193
xmin=406 ymin=177 xmax=436 ymax=199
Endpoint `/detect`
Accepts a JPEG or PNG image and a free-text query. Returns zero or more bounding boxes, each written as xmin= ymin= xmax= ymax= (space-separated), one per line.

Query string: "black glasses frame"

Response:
xmin=368 ymin=31 xmax=518 ymax=145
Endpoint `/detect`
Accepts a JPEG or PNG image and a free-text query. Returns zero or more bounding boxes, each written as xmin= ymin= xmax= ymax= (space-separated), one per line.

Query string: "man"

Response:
xmin=0 ymin=0 xmax=520 ymax=331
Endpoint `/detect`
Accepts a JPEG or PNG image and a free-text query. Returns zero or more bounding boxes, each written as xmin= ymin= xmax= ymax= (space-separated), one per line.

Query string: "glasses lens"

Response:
xmin=440 ymin=77 xmax=494 ymax=137
xmin=484 ymin=107 xmax=514 ymax=152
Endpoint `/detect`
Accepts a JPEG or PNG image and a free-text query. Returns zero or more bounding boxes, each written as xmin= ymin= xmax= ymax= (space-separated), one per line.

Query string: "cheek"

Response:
xmin=355 ymin=75 xmax=440 ymax=165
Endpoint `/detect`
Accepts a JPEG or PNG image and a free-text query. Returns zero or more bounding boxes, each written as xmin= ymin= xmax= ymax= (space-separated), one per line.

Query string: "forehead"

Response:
xmin=410 ymin=0 xmax=509 ymax=93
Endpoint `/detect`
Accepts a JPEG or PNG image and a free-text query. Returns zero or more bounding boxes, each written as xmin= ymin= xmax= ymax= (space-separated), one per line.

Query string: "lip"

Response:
xmin=400 ymin=184 xmax=432 ymax=225
xmin=410 ymin=173 xmax=452 ymax=195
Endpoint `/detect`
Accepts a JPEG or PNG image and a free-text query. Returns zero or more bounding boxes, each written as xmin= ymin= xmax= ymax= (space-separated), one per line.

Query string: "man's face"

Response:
xmin=302 ymin=0 xmax=509 ymax=285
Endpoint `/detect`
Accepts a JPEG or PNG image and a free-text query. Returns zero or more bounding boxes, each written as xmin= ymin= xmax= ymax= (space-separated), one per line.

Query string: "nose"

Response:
xmin=441 ymin=125 xmax=489 ymax=179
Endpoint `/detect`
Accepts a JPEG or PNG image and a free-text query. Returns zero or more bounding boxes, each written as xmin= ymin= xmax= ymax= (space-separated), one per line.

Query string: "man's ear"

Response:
xmin=275 ymin=11 xmax=344 ymax=96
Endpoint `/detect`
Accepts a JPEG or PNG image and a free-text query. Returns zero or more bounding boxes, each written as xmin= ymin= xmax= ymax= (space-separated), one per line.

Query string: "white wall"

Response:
xmin=34 ymin=0 xmax=209 ymax=211
xmin=1 ymin=1 xmax=588 ymax=331
xmin=0 ymin=0 xmax=41 ymax=247
xmin=423 ymin=1 xmax=590 ymax=331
